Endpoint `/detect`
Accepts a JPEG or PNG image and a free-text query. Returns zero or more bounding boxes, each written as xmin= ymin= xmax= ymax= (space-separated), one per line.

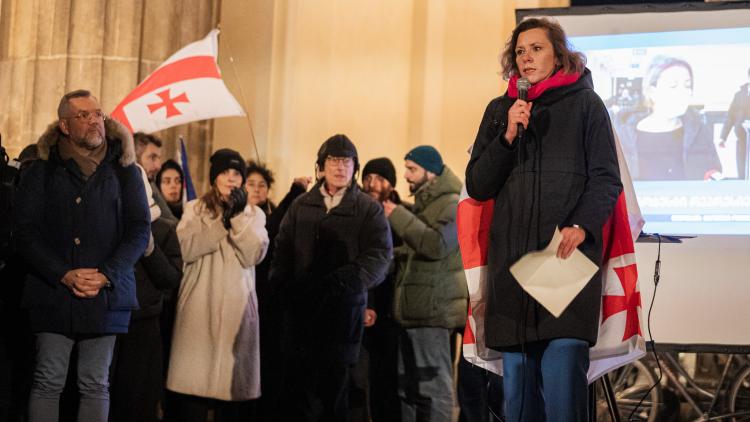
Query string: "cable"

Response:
xmin=628 ymin=233 xmax=664 ymax=421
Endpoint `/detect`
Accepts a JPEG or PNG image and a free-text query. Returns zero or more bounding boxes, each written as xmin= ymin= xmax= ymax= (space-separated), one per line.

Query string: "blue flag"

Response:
xmin=179 ymin=137 xmax=197 ymax=201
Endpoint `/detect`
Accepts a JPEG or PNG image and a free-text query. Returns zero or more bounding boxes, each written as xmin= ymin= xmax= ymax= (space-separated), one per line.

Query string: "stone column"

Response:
xmin=0 ymin=0 xmax=219 ymax=192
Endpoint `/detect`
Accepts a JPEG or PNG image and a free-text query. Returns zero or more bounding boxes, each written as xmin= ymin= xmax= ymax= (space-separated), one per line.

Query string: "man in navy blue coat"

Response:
xmin=14 ymin=90 xmax=150 ymax=422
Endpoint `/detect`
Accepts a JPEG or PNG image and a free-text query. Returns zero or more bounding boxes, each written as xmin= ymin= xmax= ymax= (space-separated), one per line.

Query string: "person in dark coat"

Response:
xmin=109 ymin=165 xmax=183 ymax=422
xmin=155 ymin=159 xmax=185 ymax=220
xmin=614 ymin=56 xmax=722 ymax=181
xmin=244 ymin=160 xmax=310 ymax=421
xmin=465 ymin=18 xmax=622 ymax=420
xmin=348 ymin=157 xmax=403 ymax=422
xmin=14 ymin=90 xmax=150 ymax=422
xmin=270 ymin=134 xmax=392 ymax=422
xmin=719 ymin=67 xmax=750 ymax=178
xmin=0 ymin=144 xmax=38 ymax=422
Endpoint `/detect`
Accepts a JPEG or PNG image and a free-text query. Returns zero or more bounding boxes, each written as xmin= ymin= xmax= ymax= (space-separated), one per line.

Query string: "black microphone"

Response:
xmin=516 ymin=77 xmax=531 ymax=140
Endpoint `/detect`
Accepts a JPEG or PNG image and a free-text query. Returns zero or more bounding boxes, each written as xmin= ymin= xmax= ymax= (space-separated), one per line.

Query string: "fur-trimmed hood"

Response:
xmin=36 ymin=118 xmax=136 ymax=167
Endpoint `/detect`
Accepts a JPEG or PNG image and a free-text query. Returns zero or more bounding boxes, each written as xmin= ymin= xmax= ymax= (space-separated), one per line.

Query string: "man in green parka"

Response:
xmin=382 ymin=145 xmax=468 ymax=422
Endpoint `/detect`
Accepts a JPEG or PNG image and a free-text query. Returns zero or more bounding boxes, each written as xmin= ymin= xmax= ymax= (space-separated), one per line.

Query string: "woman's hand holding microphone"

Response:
xmin=504 ymin=99 xmax=533 ymax=144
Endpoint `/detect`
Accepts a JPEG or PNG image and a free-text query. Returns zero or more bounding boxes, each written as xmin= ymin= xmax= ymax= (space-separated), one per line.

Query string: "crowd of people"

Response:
xmin=0 ymin=88 xmax=481 ymax=422
xmin=0 ymin=15 xmax=635 ymax=422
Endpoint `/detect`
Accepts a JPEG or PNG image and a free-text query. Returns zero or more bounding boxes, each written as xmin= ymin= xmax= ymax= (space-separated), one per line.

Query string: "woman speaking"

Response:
xmin=465 ymin=17 xmax=622 ymax=420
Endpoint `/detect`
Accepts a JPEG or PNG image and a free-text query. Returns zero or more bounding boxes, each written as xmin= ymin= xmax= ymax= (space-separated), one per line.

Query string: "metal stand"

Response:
xmin=601 ymin=373 xmax=622 ymax=422
xmin=590 ymin=372 xmax=622 ymax=422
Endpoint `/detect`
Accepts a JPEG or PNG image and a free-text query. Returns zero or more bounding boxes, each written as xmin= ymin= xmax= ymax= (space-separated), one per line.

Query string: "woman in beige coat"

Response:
xmin=167 ymin=149 xmax=269 ymax=421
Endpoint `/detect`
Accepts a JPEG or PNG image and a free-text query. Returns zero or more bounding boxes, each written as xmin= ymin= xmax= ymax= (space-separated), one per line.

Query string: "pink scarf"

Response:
xmin=507 ymin=70 xmax=581 ymax=101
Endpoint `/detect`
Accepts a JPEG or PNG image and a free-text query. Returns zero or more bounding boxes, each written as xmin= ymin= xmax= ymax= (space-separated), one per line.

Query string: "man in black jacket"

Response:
xmin=271 ymin=134 xmax=392 ymax=422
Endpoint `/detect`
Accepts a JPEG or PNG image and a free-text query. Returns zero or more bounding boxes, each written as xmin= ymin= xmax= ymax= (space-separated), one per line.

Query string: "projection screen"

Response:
xmin=517 ymin=3 xmax=750 ymax=350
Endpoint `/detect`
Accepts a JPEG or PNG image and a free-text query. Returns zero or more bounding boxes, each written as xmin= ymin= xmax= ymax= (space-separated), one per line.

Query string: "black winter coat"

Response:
xmin=256 ymin=182 xmax=307 ymax=291
xmin=132 ymin=218 xmax=183 ymax=320
xmin=270 ymin=182 xmax=392 ymax=364
xmin=466 ymin=69 xmax=622 ymax=348
xmin=14 ymin=119 xmax=150 ymax=334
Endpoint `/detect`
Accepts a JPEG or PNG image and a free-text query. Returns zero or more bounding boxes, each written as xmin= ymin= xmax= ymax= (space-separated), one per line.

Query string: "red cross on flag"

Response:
xmin=110 ymin=29 xmax=244 ymax=134
xmin=458 ymin=130 xmax=647 ymax=383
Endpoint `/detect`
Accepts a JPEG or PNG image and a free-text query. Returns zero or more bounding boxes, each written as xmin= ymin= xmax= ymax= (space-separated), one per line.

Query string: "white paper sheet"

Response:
xmin=509 ymin=227 xmax=599 ymax=318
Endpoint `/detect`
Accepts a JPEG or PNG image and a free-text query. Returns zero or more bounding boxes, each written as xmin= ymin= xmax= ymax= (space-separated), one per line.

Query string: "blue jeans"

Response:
xmin=502 ymin=338 xmax=589 ymax=422
xmin=28 ymin=332 xmax=116 ymax=422
xmin=398 ymin=327 xmax=453 ymax=422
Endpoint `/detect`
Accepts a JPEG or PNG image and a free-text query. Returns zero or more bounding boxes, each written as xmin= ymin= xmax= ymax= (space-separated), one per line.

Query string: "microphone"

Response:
xmin=516 ymin=77 xmax=531 ymax=140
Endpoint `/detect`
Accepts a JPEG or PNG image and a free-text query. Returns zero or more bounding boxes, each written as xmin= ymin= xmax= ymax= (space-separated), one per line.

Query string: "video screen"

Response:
xmin=569 ymin=28 xmax=750 ymax=235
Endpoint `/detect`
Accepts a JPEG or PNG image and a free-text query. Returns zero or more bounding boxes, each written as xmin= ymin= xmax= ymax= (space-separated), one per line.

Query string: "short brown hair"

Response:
xmin=499 ymin=17 xmax=586 ymax=80
xmin=133 ymin=132 xmax=163 ymax=157
xmin=57 ymin=89 xmax=97 ymax=118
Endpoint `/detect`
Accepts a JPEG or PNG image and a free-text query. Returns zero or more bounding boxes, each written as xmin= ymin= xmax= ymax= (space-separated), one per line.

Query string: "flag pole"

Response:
xmin=217 ymin=25 xmax=262 ymax=164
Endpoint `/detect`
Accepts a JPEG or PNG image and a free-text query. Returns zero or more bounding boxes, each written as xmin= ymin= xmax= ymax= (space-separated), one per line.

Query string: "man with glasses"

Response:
xmin=14 ymin=89 xmax=150 ymax=422
xmin=271 ymin=134 xmax=392 ymax=422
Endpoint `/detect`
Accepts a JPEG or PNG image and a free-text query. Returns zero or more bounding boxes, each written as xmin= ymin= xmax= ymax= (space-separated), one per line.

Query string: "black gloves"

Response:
xmin=222 ymin=187 xmax=248 ymax=229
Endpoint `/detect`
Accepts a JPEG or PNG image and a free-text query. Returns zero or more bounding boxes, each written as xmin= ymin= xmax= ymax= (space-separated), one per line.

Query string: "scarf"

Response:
xmin=58 ymin=136 xmax=107 ymax=178
xmin=507 ymin=70 xmax=580 ymax=101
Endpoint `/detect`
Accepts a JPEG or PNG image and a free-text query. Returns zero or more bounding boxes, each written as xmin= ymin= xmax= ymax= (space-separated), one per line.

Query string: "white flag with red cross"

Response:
xmin=458 ymin=130 xmax=646 ymax=382
xmin=110 ymin=29 xmax=244 ymax=134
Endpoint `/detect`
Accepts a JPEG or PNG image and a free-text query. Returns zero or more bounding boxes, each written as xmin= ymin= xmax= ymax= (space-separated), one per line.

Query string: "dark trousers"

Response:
xmin=0 ymin=310 xmax=33 ymax=422
xmin=365 ymin=317 xmax=401 ymax=422
xmin=397 ymin=327 xmax=453 ymax=422
xmin=256 ymin=281 xmax=284 ymax=421
xmin=348 ymin=343 xmax=370 ymax=422
xmin=109 ymin=317 xmax=163 ymax=422
xmin=283 ymin=355 xmax=350 ymax=422
xmin=170 ymin=392 xmax=254 ymax=422
xmin=502 ymin=338 xmax=590 ymax=422
xmin=457 ymin=357 xmax=504 ymax=422
xmin=737 ymin=130 xmax=748 ymax=179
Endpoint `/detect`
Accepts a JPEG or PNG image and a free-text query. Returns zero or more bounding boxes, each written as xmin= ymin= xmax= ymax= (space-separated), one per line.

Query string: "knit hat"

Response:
xmin=316 ymin=134 xmax=359 ymax=170
xmin=405 ymin=145 xmax=443 ymax=175
xmin=362 ymin=157 xmax=397 ymax=187
xmin=209 ymin=148 xmax=247 ymax=185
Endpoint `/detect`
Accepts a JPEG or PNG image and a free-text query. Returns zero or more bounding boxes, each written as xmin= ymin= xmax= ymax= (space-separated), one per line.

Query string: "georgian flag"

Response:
xmin=110 ymin=29 xmax=244 ymax=134
xmin=458 ymin=130 xmax=647 ymax=382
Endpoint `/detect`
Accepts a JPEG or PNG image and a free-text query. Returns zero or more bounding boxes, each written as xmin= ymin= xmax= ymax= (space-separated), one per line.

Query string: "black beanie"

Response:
xmin=362 ymin=157 xmax=397 ymax=187
xmin=209 ymin=148 xmax=247 ymax=185
xmin=316 ymin=134 xmax=359 ymax=169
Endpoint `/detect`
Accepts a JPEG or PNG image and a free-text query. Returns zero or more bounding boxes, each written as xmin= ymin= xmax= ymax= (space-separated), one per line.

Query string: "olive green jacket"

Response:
xmin=388 ymin=165 xmax=468 ymax=329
